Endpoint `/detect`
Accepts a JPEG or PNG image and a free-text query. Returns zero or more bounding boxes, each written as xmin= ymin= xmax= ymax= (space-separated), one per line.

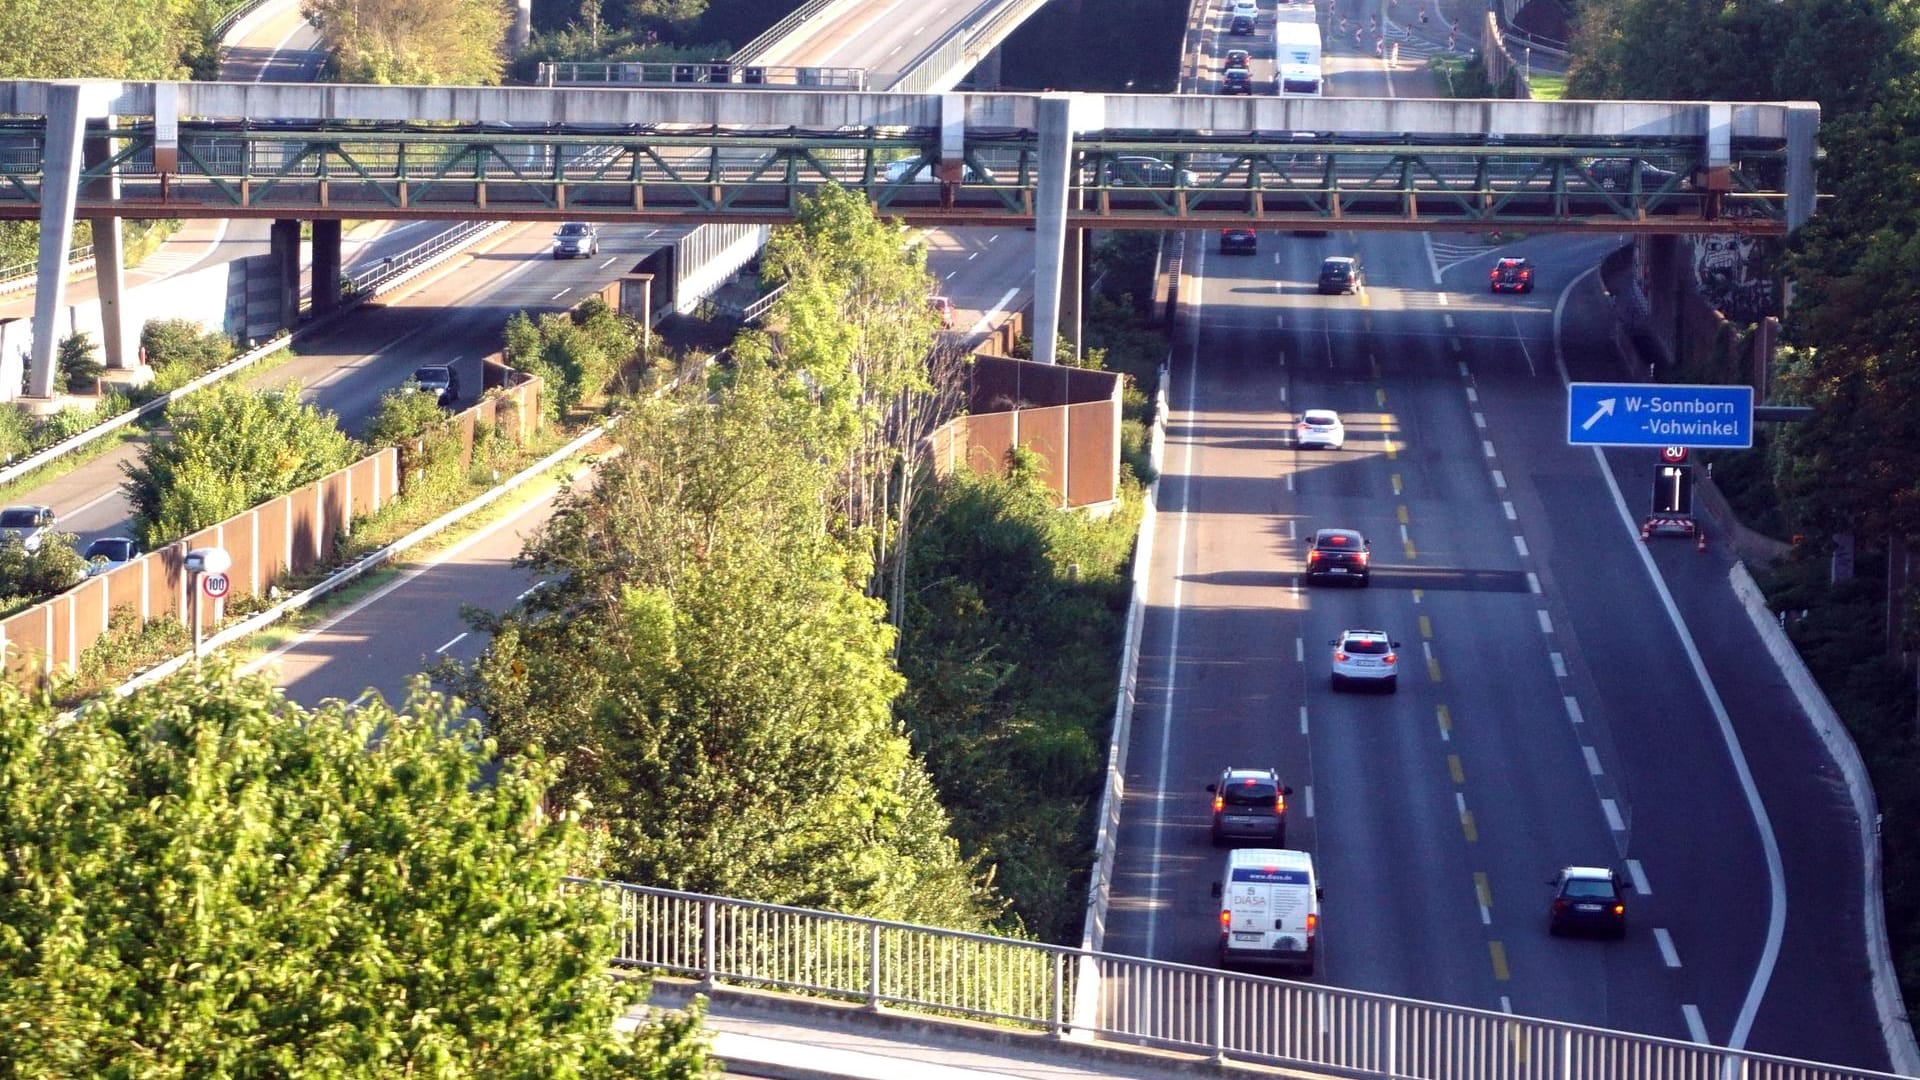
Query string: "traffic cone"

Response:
xmin=1697 ymin=530 xmax=1707 ymax=553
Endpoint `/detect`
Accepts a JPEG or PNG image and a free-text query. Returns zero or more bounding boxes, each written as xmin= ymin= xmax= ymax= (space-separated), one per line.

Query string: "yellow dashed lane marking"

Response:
xmin=1489 ymin=941 xmax=1510 ymax=981
xmin=1461 ymin=809 xmax=1478 ymax=842
xmin=1404 ymin=538 xmax=1418 ymax=560
xmin=1475 ymin=872 xmax=1492 ymax=909
xmin=1448 ymin=754 xmax=1465 ymax=785
xmin=1427 ymin=657 xmax=1442 ymax=683
xmin=1418 ymin=614 xmax=1432 ymax=638
xmin=1397 ymin=506 xmax=1411 ymax=525
xmin=1391 ymin=473 xmax=1403 ymax=495
xmin=1385 ymin=438 xmax=1397 ymax=461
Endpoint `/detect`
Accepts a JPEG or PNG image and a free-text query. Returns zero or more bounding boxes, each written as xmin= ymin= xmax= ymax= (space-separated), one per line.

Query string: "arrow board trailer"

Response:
xmin=1566 ymin=382 xmax=1754 ymax=449
xmin=1216 ymin=848 xmax=1320 ymax=974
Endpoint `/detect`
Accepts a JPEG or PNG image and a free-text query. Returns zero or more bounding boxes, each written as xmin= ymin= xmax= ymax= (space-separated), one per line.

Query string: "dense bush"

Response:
xmin=142 ymin=317 xmax=236 ymax=392
xmin=121 ymin=383 xmax=360 ymax=547
xmin=898 ymin=456 xmax=1143 ymax=942
xmin=57 ymin=332 xmax=102 ymax=394
xmin=504 ymin=296 xmax=639 ymax=417
xmin=0 ymin=533 xmax=89 ymax=610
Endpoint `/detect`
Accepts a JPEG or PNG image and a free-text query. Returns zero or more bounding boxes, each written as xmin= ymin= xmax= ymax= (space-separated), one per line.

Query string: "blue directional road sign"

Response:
xmin=1566 ymin=382 xmax=1753 ymax=449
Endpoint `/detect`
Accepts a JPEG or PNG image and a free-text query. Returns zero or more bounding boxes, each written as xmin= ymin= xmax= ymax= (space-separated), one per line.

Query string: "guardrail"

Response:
xmin=534 ymin=61 xmax=866 ymax=89
xmin=211 ymin=0 xmax=277 ymax=43
xmin=731 ymin=0 xmax=842 ymax=64
xmin=0 ymin=243 xmax=93 ymax=293
xmin=581 ymin=876 xmax=1907 ymax=1080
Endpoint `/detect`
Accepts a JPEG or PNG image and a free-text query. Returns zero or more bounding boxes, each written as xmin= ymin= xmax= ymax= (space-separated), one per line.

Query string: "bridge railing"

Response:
xmin=578 ymin=877 xmax=1903 ymax=1080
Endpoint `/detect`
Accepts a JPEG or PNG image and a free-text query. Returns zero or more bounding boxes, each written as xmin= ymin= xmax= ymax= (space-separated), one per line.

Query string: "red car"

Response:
xmin=1490 ymin=256 xmax=1535 ymax=293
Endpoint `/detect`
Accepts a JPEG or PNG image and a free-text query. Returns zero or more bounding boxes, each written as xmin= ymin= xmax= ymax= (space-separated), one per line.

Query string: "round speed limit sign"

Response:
xmin=201 ymin=572 xmax=231 ymax=599
xmin=1660 ymin=446 xmax=1689 ymax=464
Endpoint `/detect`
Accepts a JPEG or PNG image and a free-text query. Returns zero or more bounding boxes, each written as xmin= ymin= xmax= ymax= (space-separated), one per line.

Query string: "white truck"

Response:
xmin=1273 ymin=18 xmax=1324 ymax=96
xmin=1213 ymin=848 xmax=1321 ymax=974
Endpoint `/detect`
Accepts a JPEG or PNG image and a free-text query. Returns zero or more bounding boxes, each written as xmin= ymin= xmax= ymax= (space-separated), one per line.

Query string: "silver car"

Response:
xmin=0 ymin=504 xmax=56 ymax=552
xmin=83 ymin=536 xmax=142 ymax=576
xmin=1208 ymin=767 xmax=1292 ymax=847
xmin=551 ymin=222 xmax=599 ymax=259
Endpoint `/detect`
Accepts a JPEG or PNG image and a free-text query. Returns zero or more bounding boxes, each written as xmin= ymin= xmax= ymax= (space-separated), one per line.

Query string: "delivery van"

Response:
xmin=1212 ymin=848 xmax=1320 ymax=974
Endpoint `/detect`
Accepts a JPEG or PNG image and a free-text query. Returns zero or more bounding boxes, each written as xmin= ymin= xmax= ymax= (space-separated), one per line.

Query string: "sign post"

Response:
xmin=185 ymin=547 xmax=232 ymax=663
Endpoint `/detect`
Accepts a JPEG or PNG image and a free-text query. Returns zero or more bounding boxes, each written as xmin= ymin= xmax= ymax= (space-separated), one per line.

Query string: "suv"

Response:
xmin=1490 ymin=256 xmax=1535 ymax=293
xmin=1547 ymin=866 xmax=1629 ymax=938
xmin=1220 ymin=69 xmax=1253 ymax=95
xmin=1208 ymin=768 xmax=1292 ymax=847
xmin=1219 ymin=228 xmax=1257 ymax=255
xmin=551 ymin=221 xmax=599 ymax=259
xmin=1317 ymin=256 xmax=1362 ymax=294
xmin=0 ymin=505 xmax=56 ymax=552
xmin=1222 ymin=49 xmax=1252 ymax=71
xmin=411 ymin=365 xmax=460 ymax=407
xmin=1305 ymin=527 xmax=1370 ymax=585
xmin=1230 ymin=13 xmax=1256 ymax=33
xmin=1330 ymin=629 xmax=1400 ymax=692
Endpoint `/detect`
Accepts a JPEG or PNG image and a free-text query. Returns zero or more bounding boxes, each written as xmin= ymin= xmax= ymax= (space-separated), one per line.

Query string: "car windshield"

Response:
xmin=1317 ymin=532 xmax=1357 ymax=547
xmin=1221 ymin=782 xmax=1278 ymax=807
xmin=414 ymin=368 xmax=449 ymax=385
xmin=1565 ymin=879 xmax=1615 ymax=899
xmin=0 ymin=509 xmax=37 ymax=527
xmin=1304 ymin=413 xmax=1336 ymax=425
xmin=1342 ymin=638 xmax=1389 ymax=654
xmin=558 ymin=224 xmax=589 ymax=236
xmin=1323 ymin=263 xmax=1351 ymax=276
xmin=87 ymin=540 xmax=133 ymax=560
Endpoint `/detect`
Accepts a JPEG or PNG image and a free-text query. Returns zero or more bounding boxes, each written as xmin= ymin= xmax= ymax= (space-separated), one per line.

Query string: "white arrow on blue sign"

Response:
xmin=1566 ymin=382 xmax=1754 ymax=449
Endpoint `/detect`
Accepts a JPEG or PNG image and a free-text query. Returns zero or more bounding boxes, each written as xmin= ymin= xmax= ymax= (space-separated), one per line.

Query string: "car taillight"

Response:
xmin=1212 ymin=795 xmax=1224 ymax=813
xmin=1220 ymin=909 xmax=1232 ymax=929
xmin=1489 ymin=268 xmax=1500 ymax=279
xmin=1306 ymin=913 xmax=1317 ymax=936
xmin=1352 ymin=551 xmax=1369 ymax=566
xmin=1552 ymin=899 xmax=1568 ymax=914
xmin=1308 ymin=550 xmax=1324 ymax=563
xmin=1612 ymin=903 xmax=1625 ymax=916
xmin=1275 ymin=792 xmax=1286 ymax=813
xmin=1520 ymin=269 xmax=1532 ymax=279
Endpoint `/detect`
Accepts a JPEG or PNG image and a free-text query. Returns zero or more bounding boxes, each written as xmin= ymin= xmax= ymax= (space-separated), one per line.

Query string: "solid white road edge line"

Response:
xmin=1553 ymin=260 xmax=1786 ymax=1053
xmin=1143 ymin=240 xmax=1207 ymax=959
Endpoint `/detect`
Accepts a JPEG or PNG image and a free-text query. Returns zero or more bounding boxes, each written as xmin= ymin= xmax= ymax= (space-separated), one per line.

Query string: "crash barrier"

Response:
xmin=580 ymin=876 xmax=1911 ymax=1080
xmin=0 ymin=370 xmax=541 ymax=688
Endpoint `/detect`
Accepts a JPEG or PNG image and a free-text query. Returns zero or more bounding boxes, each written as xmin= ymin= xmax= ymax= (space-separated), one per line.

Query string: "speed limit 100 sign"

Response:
xmin=201 ymin=572 xmax=230 ymax=599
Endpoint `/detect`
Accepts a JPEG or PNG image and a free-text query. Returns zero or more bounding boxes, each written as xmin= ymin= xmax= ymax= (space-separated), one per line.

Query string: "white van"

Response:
xmin=1212 ymin=848 xmax=1320 ymax=974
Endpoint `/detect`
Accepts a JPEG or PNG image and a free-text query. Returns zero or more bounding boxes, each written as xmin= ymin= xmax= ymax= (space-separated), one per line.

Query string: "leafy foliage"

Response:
xmin=503 ymin=296 xmax=639 ymax=417
xmin=0 ymin=534 xmax=88 ymax=609
xmin=0 ymin=664 xmax=716 ymax=1079
xmin=142 ymin=317 xmax=236 ymax=390
xmin=302 ymin=0 xmax=512 ymax=84
xmin=897 ymin=459 xmax=1142 ymax=942
xmin=56 ymin=332 xmax=102 ymax=395
xmin=0 ymin=0 xmax=216 ymax=80
xmin=366 ymin=384 xmax=453 ymax=446
xmin=456 ymin=362 xmax=1000 ymax=930
xmin=121 ymin=383 xmax=360 ymax=547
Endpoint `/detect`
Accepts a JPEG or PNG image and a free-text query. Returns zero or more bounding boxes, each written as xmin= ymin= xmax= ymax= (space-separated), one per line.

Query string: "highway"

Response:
xmin=1102 ymin=0 xmax=1890 ymax=1070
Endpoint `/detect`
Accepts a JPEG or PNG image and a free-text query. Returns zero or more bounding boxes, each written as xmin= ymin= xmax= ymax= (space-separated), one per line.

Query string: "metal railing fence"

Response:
xmin=0 ymin=243 xmax=92 ymax=293
xmin=731 ymin=0 xmax=843 ymax=64
xmin=578 ymin=877 xmax=1905 ymax=1080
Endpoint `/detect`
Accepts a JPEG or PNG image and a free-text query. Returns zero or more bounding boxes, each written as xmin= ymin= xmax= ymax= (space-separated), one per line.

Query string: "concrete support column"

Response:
xmin=1060 ymin=228 xmax=1085 ymax=359
xmin=83 ymin=115 xmax=131 ymax=371
xmin=26 ymin=83 xmax=90 ymax=400
xmin=269 ymin=219 xmax=302 ymax=333
xmin=1030 ymin=96 xmax=1075 ymax=366
xmin=511 ymin=0 xmax=532 ymax=54
xmin=1786 ymin=103 xmax=1819 ymax=231
xmin=311 ymin=219 xmax=343 ymax=313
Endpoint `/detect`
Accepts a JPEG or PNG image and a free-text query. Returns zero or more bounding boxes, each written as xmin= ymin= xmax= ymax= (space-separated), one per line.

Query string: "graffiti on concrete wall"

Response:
xmin=1692 ymin=234 xmax=1776 ymax=322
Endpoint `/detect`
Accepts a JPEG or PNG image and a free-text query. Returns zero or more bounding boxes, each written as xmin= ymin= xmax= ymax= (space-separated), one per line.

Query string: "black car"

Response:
xmin=1490 ymin=256 xmax=1535 ymax=293
xmin=1317 ymin=256 xmax=1362 ymax=295
xmin=1583 ymin=158 xmax=1680 ymax=193
xmin=1220 ymin=69 xmax=1253 ymax=95
xmin=1230 ymin=13 xmax=1256 ymax=33
xmin=1223 ymin=49 xmax=1252 ymax=71
xmin=1306 ymin=528 xmax=1371 ymax=585
xmin=1207 ymin=768 xmax=1292 ymax=847
xmin=1219 ymin=228 xmax=1258 ymax=255
xmin=411 ymin=365 xmax=460 ymax=408
xmin=1547 ymin=866 xmax=1630 ymax=938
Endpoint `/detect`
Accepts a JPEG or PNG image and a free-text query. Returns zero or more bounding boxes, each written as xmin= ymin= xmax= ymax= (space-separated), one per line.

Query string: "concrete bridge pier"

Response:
xmin=1030 ymin=95 xmax=1074 ymax=365
xmin=269 ymin=219 xmax=302 ymax=332
xmin=83 ymin=118 xmax=133 ymax=374
xmin=23 ymin=82 xmax=99 ymax=400
xmin=311 ymin=219 xmax=343 ymax=314
xmin=1061 ymin=227 xmax=1084 ymax=360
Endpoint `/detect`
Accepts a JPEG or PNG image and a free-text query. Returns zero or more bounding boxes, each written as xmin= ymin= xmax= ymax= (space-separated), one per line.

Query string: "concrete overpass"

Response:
xmin=0 ymin=79 xmax=1817 ymax=383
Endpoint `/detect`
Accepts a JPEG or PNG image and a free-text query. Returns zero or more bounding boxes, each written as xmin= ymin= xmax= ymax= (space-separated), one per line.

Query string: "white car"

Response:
xmin=1330 ymin=629 xmax=1400 ymax=692
xmin=0 ymin=504 xmax=56 ymax=552
xmin=1295 ymin=409 xmax=1345 ymax=449
xmin=1230 ymin=0 xmax=1258 ymax=15
xmin=82 ymin=536 xmax=142 ymax=576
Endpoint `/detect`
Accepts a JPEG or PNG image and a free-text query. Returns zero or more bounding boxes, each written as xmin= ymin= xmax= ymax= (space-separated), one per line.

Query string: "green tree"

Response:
xmin=0 ymin=533 xmax=89 ymax=605
xmin=366 ymin=383 xmax=453 ymax=445
xmin=56 ymin=331 xmax=102 ymax=395
xmin=302 ymin=0 xmax=511 ymax=84
xmin=0 ymin=0 xmax=209 ymax=80
xmin=457 ymin=362 xmax=999 ymax=929
xmin=503 ymin=297 xmax=639 ymax=416
xmin=0 ymin=665 xmax=716 ymax=1079
xmin=141 ymin=316 xmax=235 ymax=376
xmin=121 ymin=382 xmax=360 ymax=547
